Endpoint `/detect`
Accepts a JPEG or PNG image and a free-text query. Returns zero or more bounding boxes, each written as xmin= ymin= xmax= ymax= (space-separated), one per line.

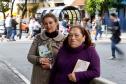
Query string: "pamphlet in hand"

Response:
xmin=73 ymin=59 xmax=90 ymax=72
xmin=38 ymin=43 xmax=52 ymax=57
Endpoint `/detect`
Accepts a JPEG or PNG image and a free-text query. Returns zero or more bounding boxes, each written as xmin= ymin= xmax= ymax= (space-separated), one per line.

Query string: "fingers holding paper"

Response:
xmin=39 ymin=57 xmax=51 ymax=69
xmin=39 ymin=57 xmax=50 ymax=64
xmin=68 ymin=72 xmax=77 ymax=82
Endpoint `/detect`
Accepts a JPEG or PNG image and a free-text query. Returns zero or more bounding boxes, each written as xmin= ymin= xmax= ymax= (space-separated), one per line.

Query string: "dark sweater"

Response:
xmin=110 ymin=21 xmax=121 ymax=43
xmin=49 ymin=45 xmax=100 ymax=84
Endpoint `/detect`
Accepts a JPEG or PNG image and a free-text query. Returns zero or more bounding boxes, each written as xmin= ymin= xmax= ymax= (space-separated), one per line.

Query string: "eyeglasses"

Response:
xmin=44 ymin=21 xmax=54 ymax=25
xmin=68 ymin=33 xmax=82 ymax=38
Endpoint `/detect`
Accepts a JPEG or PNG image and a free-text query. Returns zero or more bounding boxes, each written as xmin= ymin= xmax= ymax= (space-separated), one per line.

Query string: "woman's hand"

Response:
xmin=41 ymin=62 xmax=51 ymax=70
xmin=68 ymin=72 xmax=77 ymax=82
xmin=39 ymin=57 xmax=51 ymax=69
xmin=39 ymin=57 xmax=50 ymax=64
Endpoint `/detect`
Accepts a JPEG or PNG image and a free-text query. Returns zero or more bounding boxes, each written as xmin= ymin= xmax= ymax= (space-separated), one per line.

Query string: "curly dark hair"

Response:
xmin=63 ymin=25 xmax=93 ymax=49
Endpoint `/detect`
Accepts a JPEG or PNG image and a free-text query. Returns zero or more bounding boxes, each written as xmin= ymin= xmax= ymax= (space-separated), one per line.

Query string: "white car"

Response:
xmin=0 ymin=20 xmax=5 ymax=35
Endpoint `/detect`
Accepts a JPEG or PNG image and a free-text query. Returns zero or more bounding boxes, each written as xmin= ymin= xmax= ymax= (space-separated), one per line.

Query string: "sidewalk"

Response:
xmin=95 ymin=33 xmax=126 ymax=43
xmin=0 ymin=60 xmax=26 ymax=84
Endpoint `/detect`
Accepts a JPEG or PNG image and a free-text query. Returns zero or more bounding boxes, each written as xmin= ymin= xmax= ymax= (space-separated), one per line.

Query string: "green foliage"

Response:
xmin=4 ymin=0 xmax=9 ymax=1
xmin=31 ymin=4 xmax=39 ymax=13
xmin=85 ymin=0 xmax=104 ymax=15
xmin=85 ymin=0 xmax=94 ymax=15
xmin=108 ymin=0 xmax=124 ymax=8
xmin=0 ymin=0 xmax=10 ymax=13
xmin=85 ymin=0 xmax=124 ymax=15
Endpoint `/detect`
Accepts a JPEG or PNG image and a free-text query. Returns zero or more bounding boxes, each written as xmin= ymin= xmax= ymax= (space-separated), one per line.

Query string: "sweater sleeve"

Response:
xmin=75 ymin=47 xmax=100 ymax=81
xmin=27 ymin=35 xmax=40 ymax=65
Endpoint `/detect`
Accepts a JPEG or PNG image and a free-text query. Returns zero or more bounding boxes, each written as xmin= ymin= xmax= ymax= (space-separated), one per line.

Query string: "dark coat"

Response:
xmin=110 ymin=20 xmax=121 ymax=44
xmin=27 ymin=30 xmax=65 ymax=84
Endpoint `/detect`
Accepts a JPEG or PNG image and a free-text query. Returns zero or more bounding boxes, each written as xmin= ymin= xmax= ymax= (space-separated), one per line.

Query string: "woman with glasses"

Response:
xmin=49 ymin=25 xmax=100 ymax=84
xmin=27 ymin=13 xmax=65 ymax=84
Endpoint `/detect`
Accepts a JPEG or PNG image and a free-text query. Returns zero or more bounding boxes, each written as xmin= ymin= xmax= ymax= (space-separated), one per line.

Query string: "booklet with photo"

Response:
xmin=73 ymin=59 xmax=90 ymax=72
xmin=38 ymin=43 xmax=52 ymax=57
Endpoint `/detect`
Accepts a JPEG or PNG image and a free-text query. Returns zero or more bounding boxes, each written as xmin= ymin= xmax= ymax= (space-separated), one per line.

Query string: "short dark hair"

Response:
xmin=110 ymin=13 xmax=117 ymax=17
xmin=64 ymin=14 xmax=69 ymax=19
xmin=63 ymin=25 xmax=92 ymax=49
xmin=83 ymin=18 xmax=90 ymax=22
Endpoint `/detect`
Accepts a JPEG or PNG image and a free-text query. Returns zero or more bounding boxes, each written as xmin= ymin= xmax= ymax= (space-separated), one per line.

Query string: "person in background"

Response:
xmin=5 ymin=14 xmax=12 ymax=40
xmin=91 ymin=18 xmax=97 ymax=44
xmin=95 ymin=15 xmax=103 ymax=40
xmin=62 ymin=14 xmax=69 ymax=35
xmin=26 ymin=17 xmax=35 ymax=39
xmin=27 ymin=13 xmax=65 ymax=84
xmin=49 ymin=25 xmax=100 ymax=84
xmin=82 ymin=18 xmax=91 ymax=32
xmin=109 ymin=13 xmax=124 ymax=59
xmin=62 ymin=14 xmax=69 ymax=28
xmin=10 ymin=16 xmax=18 ymax=41
xmin=31 ymin=18 xmax=41 ymax=38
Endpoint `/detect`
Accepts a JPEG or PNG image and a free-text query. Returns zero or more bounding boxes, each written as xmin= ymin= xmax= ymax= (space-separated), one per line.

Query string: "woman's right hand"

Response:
xmin=39 ymin=57 xmax=50 ymax=64
xmin=39 ymin=57 xmax=51 ymax=69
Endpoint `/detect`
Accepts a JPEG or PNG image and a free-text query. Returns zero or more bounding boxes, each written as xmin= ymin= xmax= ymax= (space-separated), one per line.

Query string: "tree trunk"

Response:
xmin=11 ymin=0 xmax=15 ymax=16
xmin=18 ymin=0 xmax=27 ymax=39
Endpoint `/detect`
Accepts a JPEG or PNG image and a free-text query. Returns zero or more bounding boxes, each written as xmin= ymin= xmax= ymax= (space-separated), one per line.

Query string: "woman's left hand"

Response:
xmin=41 ymin=62 xmax=50 ymax=70
xmin=68 ymin=72 xmax=77 ymax=82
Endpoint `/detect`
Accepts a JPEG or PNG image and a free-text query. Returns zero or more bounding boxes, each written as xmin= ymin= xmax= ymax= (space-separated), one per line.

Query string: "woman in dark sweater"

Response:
xmin=49 ymin=25 xmax=100 ymax=84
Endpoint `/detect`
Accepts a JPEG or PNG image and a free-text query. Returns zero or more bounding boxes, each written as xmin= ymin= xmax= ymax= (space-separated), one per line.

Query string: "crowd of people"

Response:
xmin=0 ymin=14 xmax=41 ymax=41
xmin=1 ymin=13 xmax=106 ymax=43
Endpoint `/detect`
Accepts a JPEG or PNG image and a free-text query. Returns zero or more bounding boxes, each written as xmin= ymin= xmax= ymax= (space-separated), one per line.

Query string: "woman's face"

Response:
xmin=43 ymin=17 xmax=58 ymax=33
xmin=68 ymin=28 xmax=85 ymax=48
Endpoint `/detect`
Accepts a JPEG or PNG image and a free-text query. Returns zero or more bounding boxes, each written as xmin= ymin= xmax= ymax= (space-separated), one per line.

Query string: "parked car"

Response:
xmin=0 ymin=20 xmax=5 ymax=35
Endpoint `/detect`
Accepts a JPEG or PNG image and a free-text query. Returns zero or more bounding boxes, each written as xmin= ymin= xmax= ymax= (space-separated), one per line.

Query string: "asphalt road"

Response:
xmin=0 ymin=42 xmax=126 ymax=84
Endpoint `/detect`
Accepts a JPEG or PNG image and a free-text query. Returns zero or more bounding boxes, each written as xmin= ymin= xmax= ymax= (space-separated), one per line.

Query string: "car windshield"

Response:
xmin=0 ymin=20 xmax=4 ymax=26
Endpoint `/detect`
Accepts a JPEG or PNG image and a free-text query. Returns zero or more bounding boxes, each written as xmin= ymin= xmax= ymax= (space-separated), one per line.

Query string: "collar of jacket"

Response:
xmin=40 ymin=30 xmax=65 ymax=41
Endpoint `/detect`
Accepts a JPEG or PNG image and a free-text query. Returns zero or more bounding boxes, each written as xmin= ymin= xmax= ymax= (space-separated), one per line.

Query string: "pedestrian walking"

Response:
xmin=5 ymin=14 xmax=12 ymax=40
xmin=82 ymin=17 xmax=92 ymax=32
xmin=49 ymin=25 xmax=100 ymax=84
xmin=27 ymin=13 xmax=65 ymax=84
xmin=91 ymin=18 xmax=97 ymax=44
xmin=26 ymin=17 xmax=35 ymax=39
xmin=95 ymin=15 xmax=103 ymax=40
xmin=61 ymin=14 xmax=69 ymax=35
xmin=10 ymin=16 xmax=18 ymax=41
xmin=31 ymin=19 xmax=41 ymax=38
xmin=109 ymin=13 xmax=124 ymax=59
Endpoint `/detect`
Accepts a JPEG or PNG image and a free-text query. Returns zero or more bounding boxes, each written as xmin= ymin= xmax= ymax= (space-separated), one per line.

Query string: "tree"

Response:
xmin=0 ymin=0 xmax=10 ymax=19
xmin=29 ymin=4 xmax=39 ymax=17
xmin=17 ymin=0 xmax=27 ymax=39
xmin=85 ymin=0 xmax=104 ymax=16
xmin=0 ymin=0 xmax=10 ymax=30
xmin=11 ymin=0 xmax=16 ymax=16
xmin=85 ymin=0 xmax=124 ymax=16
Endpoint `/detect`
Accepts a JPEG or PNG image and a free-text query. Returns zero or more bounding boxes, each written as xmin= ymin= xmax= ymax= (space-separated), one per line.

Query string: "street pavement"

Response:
xmin=0 ymin=60 xmax=26 ymax=84
xmin=95 ymin=32 xmax=126 ymax=43
xmin=0 ymin=32 xmax=126 ymax=84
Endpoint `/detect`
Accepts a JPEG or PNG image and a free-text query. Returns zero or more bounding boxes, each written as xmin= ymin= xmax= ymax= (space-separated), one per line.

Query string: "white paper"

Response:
xmin=73 ymin=59 xmax=90 ymax=72
xmin=38 ymin=44 xmax=52 ymax=57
